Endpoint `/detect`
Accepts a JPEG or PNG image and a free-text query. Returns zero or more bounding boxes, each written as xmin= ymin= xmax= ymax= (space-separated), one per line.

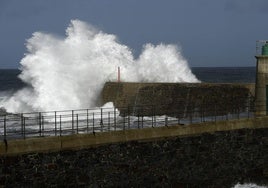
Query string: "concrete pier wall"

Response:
xmin=0 ymin=116 xmax=266 ymax=156
xmin=0 ymin=117 xmax=267 ymax=187
xmin=101 ymin=82 xmax=255 ymax=115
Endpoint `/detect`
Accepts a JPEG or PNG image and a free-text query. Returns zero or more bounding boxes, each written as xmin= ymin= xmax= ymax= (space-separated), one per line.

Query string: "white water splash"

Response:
xmin=233 ymin=183 xmax=267 ymax=188
xmin=1 ymin=19 xmax=199 ymax=113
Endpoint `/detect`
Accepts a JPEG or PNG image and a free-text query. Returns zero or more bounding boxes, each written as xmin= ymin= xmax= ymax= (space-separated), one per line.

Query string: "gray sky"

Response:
xmin=0 ymin=0 xmax=267 ymax=68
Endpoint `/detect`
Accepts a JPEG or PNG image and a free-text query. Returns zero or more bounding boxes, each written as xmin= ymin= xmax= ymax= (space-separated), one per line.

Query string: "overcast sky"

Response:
xmin=0 ymin=0 xmax=267 ymax=68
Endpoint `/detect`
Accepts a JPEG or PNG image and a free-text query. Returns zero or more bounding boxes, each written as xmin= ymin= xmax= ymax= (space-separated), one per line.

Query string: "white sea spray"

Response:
xmin=1 ymin=19 xmax=199 ymax=113
xmin=233 ymin=183 xmax=267 ymax=188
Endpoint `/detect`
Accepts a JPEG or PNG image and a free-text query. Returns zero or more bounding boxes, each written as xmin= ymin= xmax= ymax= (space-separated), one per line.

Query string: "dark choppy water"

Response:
xmin=191 ymin=67 xmax=255 ymax=83
xmin=0 ymin=69 xmax=25 ymax=92
xmin=0 ymin=67 xmax=255 ymax=92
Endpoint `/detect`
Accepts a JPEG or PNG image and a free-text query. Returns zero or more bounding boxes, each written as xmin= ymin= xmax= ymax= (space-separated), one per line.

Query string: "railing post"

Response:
xmin=72 ymin=110 xmax=74 ymax=131
xmin=154 ymin=113 xmax=156 ymax=127
xmin=87 ymin=109 xmax=89 ymax=133
xmin=59 ymin=115 xmax=62 ymax=136
xmin=23 ymin=117 xmax=26 ymax=139
xmin=108 ymin=112 xmax=110 ymax=131
xmin=55 ymin=111 xmax=57 ymax=136
xmin=165 ymin=115 xmax=168 ymax=127
xmin=123 ymin=112 xmax=125 ymax=130
xmin=21 ymin=113 xmax=23 ymax=137
xmin=42 ymin=116 xmax=44 ymax=136
xmin=100 ymin=108 xmax=103 ymax=132
xmin=76 ymin=114 xmax=79 ymax=133
xmin=141 ymin=115 xmax=143 ymax=128
xmin=4 ymin=115 xmax=6 ymax=140
xmin=225 ymin=104 xmax=228 ymax=120
xmin=39 ymin=112 xmax=42 ymax=137
xmin=137 ymin=115 xmax=140 ymax=129
xmin=93 ymin=113 xmax=95 ymax=135
xmin=141 ymin=106 xmax=143 ymax=128
xmin=114 ymin=107 xmax=116 ymax=131
xmin=151 ymin=105 xmax=154 ymax=128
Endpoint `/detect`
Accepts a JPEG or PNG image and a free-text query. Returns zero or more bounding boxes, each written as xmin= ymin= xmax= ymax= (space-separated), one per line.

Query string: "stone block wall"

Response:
xmin=0 ymin=127 xmax=267 ymax=187
xmin=101 ymin=82 xmax=255 ymax=116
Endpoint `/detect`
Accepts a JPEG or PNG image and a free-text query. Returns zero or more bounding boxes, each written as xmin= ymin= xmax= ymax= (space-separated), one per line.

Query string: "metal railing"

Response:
xmin=0 ymin=102 xmax=255 ymax=140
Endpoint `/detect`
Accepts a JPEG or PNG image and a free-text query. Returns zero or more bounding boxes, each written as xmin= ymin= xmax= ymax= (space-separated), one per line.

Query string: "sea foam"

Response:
xmin=233 ymin=183 xmax=267 ymax=188
xmin=1 ymin=19 xmax=199 ymax=113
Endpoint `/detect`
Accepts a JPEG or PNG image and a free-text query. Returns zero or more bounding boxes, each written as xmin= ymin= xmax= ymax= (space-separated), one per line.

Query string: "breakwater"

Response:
xmin=0 ymin=124 xmax=267 ymax=187
xmin=1 ymin=82 xmax=267 ymax=187
xmin=0 ymin=116 xmax=268 ymax=187
xmin=101 ymin=82 xmax=255 ymax=116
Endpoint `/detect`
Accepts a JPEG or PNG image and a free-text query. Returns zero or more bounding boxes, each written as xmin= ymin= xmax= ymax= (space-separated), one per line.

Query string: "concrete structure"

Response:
xmin=1 ymin=70 xmax=267 ymax=186
xmin=102 ymin=82 xmax=255 ymax=116
xmin=1 ymin=117 xmax=268 ymax=187
xmin=1 ymin=116 xmax=268 ymax=156
xmin=255 ymin=41 xmax=268 ymax=116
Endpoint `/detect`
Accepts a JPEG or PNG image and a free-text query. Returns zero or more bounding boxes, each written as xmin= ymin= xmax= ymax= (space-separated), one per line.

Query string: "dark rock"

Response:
xmin=0 ymin=128 xmax=268 ymax=187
